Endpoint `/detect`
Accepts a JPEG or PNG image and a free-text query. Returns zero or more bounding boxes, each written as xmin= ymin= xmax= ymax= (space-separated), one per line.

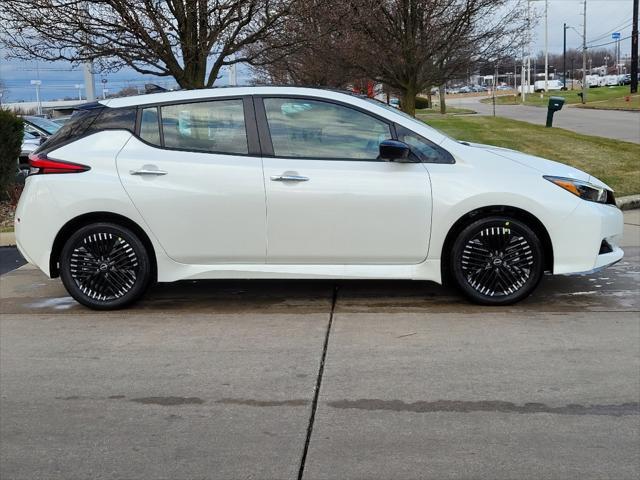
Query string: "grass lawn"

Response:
xmin=573 ymin=94 xmax=640 ymax=111
xmin=423 ymin=115 xmax=640 ymax=197
xmin=483 ymin=85 xmax=638 ymax=110
xmin=416 ymin=106 xmax=476 ymax=116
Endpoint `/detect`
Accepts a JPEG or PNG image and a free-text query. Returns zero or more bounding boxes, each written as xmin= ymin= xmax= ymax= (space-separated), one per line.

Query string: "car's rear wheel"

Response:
xmin=450 ymin=216 xmax=544 ymax=305
xmin=59 ymin=223 xmax=151 ymax=310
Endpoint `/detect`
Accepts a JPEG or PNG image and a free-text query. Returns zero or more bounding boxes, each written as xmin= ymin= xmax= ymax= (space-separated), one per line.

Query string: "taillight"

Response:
xmin=28 ymin=153 xmax=90 ymax=175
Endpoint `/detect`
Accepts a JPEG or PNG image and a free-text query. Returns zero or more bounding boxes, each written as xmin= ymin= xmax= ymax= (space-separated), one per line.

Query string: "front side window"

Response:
xmin=263 ymin=98 xmax=391 ymax=160
xmin=396 ymin=125 xmax=454 ymax=164
xmin=160 ymin=99 xmax=248 ymax=154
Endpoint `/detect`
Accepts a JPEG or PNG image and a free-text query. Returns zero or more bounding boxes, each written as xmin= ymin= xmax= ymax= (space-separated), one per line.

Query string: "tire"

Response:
xmin=59 ymin=222 xmax=151 ymax=310
xmin=450 ymin=216 xmax=544 ymax=305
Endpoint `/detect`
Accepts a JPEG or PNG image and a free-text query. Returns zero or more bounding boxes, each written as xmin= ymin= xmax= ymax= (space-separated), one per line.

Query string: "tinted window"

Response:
xmin=37 ymin=106 xmax=103 ymax=153
xmin=90 ymin=108 xmax=136 ymax=132
xmin=263 ymin=98 xmax=391 ymax=160
xmin=140 ymin=107 xmax=161 ymax=145
xmin=160 ymin=99 xmax=247 ymax=154
xmin=37 ymin=105 xmax=136 ymax=154
xmin=396 ymin=125 xmax=454 ymax=164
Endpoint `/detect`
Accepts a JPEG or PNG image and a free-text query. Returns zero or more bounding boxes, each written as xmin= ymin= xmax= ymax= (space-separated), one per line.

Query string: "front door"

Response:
xmin=117 ymin=98 xmax=266 ymax=264
xmin=259 ymin=97 xmax=432 ymax=265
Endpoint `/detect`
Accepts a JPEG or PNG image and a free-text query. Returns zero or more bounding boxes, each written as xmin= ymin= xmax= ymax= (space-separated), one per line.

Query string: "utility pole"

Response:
xmin=563 ymin=23 xmax=568 ymax=89
xmin=581 ymin=0 xmax=587 ymax=104
xmin=544 ymin=0 xmax=549 ymax=93
xmin=632 ymin=0 xmax=638 ymax=94
xmin=83 ymin=63 xmax=96 ymax=101
xmin=571 ymin=58 xmax=575 ymax=90
xmin=30 ymin=80 xmax=42 ymax=115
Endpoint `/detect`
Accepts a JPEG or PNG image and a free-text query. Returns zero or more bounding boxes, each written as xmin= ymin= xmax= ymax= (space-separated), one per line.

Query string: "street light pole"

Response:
xmin=632 ymin=0 xmax=638 ymax=93
xmin=30 ymin=80 xmax=42 ymax=115
xmin=544 ymin=0 xmax=549 ymax=94
xmin=581 ymin=0 xmax=587 ymax=104
xmin=563 ymin=23 xmax=568 ymax=89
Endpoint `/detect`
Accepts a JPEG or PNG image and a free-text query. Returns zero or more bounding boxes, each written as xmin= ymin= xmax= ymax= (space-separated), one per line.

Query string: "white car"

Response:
xmin=16 ymin=87 xmax=623 ymax=309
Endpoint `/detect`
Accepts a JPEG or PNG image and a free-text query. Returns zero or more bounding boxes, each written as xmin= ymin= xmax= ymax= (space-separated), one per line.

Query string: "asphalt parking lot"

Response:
xmin=1 ymin=212 xmax=639 ymax=479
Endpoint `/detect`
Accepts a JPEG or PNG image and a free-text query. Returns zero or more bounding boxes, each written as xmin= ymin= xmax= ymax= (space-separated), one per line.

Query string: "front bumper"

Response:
xmin=552 ymin=201 xmax=624 ymax=275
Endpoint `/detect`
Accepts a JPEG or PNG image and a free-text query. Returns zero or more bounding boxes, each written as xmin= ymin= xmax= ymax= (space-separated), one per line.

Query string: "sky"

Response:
xmin=0 ymin=0 xmax=635 ymax=102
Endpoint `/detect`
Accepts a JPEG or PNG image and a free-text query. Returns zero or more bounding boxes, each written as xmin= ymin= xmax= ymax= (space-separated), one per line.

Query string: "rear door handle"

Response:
xmin=130 ymin=168 xmax=168 ymax=176
xmin=270 ymin=174 xmax=309 ymax=182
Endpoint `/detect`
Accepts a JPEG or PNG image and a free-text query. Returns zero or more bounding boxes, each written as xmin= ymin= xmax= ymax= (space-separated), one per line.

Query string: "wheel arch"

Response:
xmin=440 ymin=205 xmax=554 ymax=283
xmin=50 ymin=212 xmax=157 ymax=281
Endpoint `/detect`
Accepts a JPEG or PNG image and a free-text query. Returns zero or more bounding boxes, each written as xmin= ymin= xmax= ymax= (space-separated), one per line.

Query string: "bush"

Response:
xmin=415 ymin=96 xmax=431 ymax=109
xmin=0 ymin=109 xmax=23 ymax=199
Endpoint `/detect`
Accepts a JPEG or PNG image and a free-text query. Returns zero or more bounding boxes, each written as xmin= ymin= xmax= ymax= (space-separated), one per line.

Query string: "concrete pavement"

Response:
xmin=1 ymin=212 xmax=639 ymax=479
xmin=448 ymin=95 xmax=640 ymax=144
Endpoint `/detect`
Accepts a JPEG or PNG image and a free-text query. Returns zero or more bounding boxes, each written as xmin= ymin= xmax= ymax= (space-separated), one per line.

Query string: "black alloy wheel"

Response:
xmin=60 ymin=223 xmax=151 ymax=309
xmin=451 ymin=216 xmax=544 ymax=305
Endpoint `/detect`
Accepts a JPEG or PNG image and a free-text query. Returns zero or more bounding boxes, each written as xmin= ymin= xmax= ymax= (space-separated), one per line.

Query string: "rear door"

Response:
xmin=258 ymin=96 xmax=432 ymax=265
xmin=117 ymin=97 xmax=266 ymax=265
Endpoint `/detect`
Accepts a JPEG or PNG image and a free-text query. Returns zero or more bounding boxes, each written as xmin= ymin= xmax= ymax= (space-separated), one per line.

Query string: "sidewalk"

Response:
xmin=448 ymin=95 xmax=640 ymax=144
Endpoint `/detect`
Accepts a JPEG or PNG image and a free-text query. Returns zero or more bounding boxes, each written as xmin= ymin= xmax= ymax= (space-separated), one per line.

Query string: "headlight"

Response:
xmin=544 ymin=176 xmax=614 ymax=204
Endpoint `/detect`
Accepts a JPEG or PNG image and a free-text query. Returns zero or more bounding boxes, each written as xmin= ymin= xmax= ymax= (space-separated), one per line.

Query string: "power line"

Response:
xmin=587 ymin=21 xmax=633 ymax=44
xmin=587 ymin=35 xmax=631 ymax=49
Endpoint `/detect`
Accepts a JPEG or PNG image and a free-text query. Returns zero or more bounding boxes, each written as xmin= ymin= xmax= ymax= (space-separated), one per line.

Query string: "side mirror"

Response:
xmin=379 ymin=139 xmax=413 ymax=162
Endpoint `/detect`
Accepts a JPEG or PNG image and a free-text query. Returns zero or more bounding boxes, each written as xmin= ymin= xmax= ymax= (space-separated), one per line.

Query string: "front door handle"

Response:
xmin=130 ymin=168 xmax=168 ymax=176
xmin=270 ymin=174 xmax=309 ymax=182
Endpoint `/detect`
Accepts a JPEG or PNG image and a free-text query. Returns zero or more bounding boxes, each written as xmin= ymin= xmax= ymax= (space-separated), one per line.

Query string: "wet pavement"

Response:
xmin=1 ymin=212 xmax=638 ymax=479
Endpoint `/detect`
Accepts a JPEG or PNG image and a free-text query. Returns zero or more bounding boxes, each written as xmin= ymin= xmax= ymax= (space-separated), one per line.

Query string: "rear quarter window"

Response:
xmin=38 ymin=105 xmax=136 ymax=154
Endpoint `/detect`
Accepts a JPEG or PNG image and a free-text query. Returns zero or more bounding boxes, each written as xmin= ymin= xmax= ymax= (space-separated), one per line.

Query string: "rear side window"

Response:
xmin=38 ymin=105 xmax=136 ymax=154
xmin=158 ymin=99 xmax=248 ymax=155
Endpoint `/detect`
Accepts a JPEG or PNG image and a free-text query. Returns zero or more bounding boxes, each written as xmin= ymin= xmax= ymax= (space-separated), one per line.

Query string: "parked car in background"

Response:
xmin=51 ymin=116 xmax=72 ymax=126
xmin=21 ymin=115 xmax=61 ymax=139
xmin=534 ymin=79 xmax=564 ymax=92
xmin=17 ymin=86 xmax=623 ymax=310
xmin=20 ymin=132 xmax=42 ymax=166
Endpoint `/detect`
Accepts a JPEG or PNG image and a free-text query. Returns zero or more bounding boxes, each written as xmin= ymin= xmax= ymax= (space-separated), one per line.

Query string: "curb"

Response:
xmin=617 ymin=194 xmax=640 ymax=211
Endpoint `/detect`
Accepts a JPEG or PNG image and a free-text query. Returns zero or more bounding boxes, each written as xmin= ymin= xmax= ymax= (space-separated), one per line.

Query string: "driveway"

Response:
xmin=1 ymin=212 xmax=639 ymax=479
xmin=448 ymin=95 xmax=640 ymax=144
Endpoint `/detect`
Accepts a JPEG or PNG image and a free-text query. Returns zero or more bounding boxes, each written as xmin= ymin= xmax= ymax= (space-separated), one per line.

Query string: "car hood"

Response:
xmin=465 ymin=142 xmax=608 ymax=187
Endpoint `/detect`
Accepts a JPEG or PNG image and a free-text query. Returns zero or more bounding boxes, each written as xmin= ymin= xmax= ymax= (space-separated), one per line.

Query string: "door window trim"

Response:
xmin=133 ymin=95 xmax=260 ymax=156
xmin=254 ymin=95 xmax=397 ymax=162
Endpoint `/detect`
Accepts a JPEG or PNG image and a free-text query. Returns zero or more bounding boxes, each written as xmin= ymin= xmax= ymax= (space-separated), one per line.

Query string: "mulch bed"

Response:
xmin=1 ymin=200 xmax=16 ymax=231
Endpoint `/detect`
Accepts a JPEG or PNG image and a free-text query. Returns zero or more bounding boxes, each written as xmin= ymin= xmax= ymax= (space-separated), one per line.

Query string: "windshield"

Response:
xmin=25 ymin=116 xmax=62 ymax=135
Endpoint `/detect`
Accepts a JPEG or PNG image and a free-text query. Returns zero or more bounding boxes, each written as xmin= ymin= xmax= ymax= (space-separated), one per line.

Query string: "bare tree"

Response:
xmin=0 ymin=0 xmax=294 ymax=89
xmin=250 ymin=0 xmax=356 ymax=87
xmin=344 ymin=0 xmax=528 ymax=115
xmin=255 ymin=0 xmax=528 ymax=115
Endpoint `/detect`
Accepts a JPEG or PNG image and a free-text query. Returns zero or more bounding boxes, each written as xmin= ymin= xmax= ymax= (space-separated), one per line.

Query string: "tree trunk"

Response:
xmin=427 ymin=91 xmax=432 ymax=109
xmin=401 ymin=87 xmax=417 ymax=116
xmin=439 ymin=85 xmax=446 ymax=114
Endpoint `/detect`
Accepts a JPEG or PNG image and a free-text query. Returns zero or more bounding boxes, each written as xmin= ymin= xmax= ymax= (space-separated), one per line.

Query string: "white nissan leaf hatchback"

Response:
xmin=16 ymin=87 xmax=623 ymax=310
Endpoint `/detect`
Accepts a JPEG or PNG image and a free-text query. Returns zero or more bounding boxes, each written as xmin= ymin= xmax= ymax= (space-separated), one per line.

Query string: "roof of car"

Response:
xmin=100 ymin=86 xmax=361 ymax=109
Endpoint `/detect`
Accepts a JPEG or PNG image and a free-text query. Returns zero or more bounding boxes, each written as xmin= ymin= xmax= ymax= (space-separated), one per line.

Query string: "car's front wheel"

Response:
xmin=59 ymin=223 xmax=151 ymax=310
xmin=450 ymin=216 xmax=544 ymax=305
